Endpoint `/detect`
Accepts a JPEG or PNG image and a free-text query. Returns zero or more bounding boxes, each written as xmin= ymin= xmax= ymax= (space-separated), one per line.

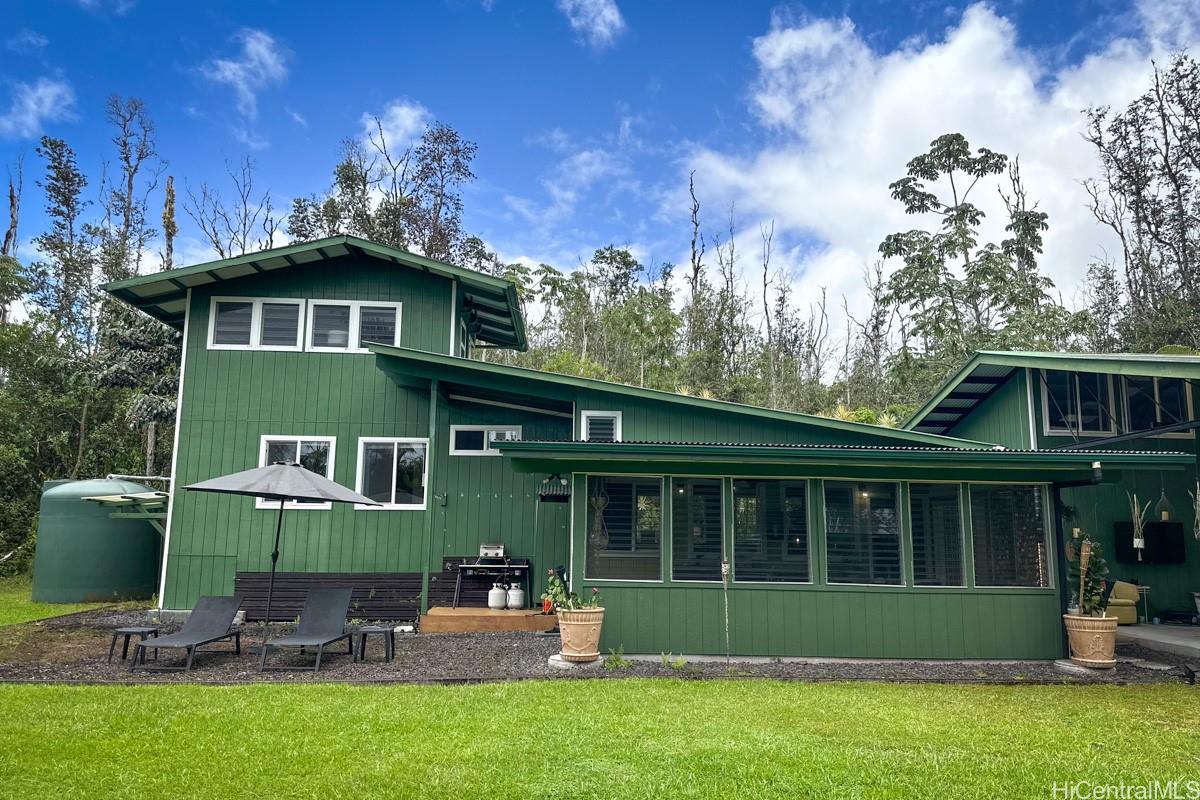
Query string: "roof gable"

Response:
xmin=101 ymin=235 xmax=526 ymax=349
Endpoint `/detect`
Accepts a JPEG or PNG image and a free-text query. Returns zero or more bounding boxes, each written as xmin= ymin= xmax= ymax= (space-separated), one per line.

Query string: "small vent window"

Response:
xmin=449 ymin=425 xmax=522 ymax=455
xmin=581 ymin=411 xmax=622 ymax=442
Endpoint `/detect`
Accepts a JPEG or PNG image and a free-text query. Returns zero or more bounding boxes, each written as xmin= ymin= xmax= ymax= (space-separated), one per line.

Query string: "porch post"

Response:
xmin=420 ymin=378 xmax=439 ymax=613
xmin=1050 ymin=485 xmax=1071 ymax=659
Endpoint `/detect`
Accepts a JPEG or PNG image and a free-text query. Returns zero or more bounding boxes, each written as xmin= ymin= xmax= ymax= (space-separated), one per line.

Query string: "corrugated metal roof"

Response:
xmin=508 ymin=440 xmax=1187 ymax=457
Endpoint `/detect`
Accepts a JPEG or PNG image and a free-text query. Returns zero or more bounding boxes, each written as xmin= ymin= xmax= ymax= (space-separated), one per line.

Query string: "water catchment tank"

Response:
xmin=31 ymin=478 xmax=161 ymax=603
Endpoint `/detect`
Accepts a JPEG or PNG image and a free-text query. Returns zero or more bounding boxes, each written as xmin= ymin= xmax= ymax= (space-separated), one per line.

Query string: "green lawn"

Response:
xmin=0 ymin=574 xmax=117 ymax=627
xmin=0 ymin=681 xmax=1196 ymax=798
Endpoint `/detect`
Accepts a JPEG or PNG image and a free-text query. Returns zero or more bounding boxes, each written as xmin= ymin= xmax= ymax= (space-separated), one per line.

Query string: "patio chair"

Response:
xmin=130 ymin=595 xmax=243 ymax=672
xmin=258 ymin=587 xmax=354 ymax=673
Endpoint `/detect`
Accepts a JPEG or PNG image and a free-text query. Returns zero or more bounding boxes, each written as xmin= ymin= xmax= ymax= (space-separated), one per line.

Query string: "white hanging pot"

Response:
xmin=506 ymin=584 xmax=525 ymax=609
xmin=488 ymin=583 xmax=507 ymax=610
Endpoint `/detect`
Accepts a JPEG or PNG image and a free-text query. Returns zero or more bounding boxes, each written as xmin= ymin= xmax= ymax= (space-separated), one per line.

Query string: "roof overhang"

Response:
xmin=497 ymin=440 xmax=1193 ymax=483
xmin=102 ymin=235 xmax=527 ymax=350
xmin=369 ymin=345 xmax=999 ymax=449
xmin=905 ymin=350 xmax=1200 ymax=435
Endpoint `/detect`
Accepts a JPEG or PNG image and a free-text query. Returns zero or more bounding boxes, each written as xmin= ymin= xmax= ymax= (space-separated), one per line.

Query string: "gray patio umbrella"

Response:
xmin=185 ymin=462 xmax=379 ymax=647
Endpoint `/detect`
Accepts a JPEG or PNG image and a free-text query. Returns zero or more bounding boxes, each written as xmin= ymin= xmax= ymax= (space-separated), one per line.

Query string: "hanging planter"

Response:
xmin=1127 ymin=493 xmax=1150 ymax=560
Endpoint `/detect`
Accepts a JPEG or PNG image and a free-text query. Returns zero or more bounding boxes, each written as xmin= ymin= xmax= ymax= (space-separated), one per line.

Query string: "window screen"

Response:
xmin=970 ymin=484 xmax=1049 ymax=587
xmin=585 ymin=476 xmax=661 ymax=580
xmin=823 ymin=481 xmax=901 ymax=585
xmin=212 ymin=301 xmax=253 ymax=345
xmin=671 ymin=478 xmax=722 ymax=581
xmin=908 ymin=483 xmax=964 ymax=586
xmin=259 ymin=302 xmax=300 ymax=347
xmin=733 ymin=479 xmax=808 ymax=582
xmin=359 ymin=306 xmax=397 ymax=346
xmin=311 ymin=304 xmax=351 ymax=348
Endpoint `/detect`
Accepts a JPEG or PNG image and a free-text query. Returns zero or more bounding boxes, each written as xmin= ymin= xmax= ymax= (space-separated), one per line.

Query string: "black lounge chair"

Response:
xmin=130 ymin=595 xmax=243 ymax=672
xmin=259 ymin=587 xmax=354 ymax=672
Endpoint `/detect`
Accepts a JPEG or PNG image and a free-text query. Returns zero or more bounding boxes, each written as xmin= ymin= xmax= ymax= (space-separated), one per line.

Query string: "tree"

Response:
xmin=1083 ymin=53 xmax=1200 ymax=351
xmin=185 ymin=157 xmax=278 ymax=259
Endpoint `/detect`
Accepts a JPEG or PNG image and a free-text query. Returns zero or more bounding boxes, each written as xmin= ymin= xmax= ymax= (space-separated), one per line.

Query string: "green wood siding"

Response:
xmin=164 ymin=255 xmax=452 ymax=609
xmin=946 ymin=369 xmax=1032 ymax=448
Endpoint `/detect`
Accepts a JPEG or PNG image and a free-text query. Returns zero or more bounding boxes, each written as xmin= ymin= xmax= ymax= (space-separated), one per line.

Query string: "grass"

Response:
xmin=0 ymin=574 xmax=121 ymax=627
xmin=0 ymin=680 xmax=1196 ymax=798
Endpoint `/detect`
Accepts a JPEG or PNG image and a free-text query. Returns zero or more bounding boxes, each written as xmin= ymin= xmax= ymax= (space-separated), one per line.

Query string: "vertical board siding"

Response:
xmin=947 ymin=370 xmax=1033 ymax=449
xmin=164 ymin=256 xmax=447 ymax=609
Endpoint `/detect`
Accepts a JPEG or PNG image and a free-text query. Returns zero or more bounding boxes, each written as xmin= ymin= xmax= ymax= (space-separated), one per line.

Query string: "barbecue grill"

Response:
xmin=448 ymin=543 xmax=531 ymax=608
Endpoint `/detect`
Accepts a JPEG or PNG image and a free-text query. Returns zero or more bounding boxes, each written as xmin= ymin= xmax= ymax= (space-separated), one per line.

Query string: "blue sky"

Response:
xmin=3 ymin=0 xmax=1197 ymax=326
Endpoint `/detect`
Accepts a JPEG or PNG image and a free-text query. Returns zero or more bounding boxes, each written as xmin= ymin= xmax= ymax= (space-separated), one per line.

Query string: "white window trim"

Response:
xmin=307 ymin=300 xmax=402 ymax=354
xmin=580 ymin=410 xmax=623 ymax=442
xmin=256 ymin=435 xmax=337 ymax=509
xmin=207 ymin=296 xmax=305 ymax=352
xmin=821 ymin=479 xmax=906 ymax=587
xmin=448 ymin=425 xmax=523 ymax=456
xmin=1040 ymin=369 xmax=1117 ymax=437
xmin=1121 ymin=376 xmax=1194 ymax=439
xmin=354 ymin=437 xmax=429 ymax=510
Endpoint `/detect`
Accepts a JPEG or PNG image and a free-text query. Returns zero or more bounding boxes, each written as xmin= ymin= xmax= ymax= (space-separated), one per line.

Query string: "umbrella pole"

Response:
xmin=261 ymin=498 xmax=285 ymax=651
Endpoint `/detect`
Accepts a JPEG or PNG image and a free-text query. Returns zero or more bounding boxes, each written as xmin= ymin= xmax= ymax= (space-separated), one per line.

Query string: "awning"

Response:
xmin=496 ymin=440 xmax=1193 ymax=483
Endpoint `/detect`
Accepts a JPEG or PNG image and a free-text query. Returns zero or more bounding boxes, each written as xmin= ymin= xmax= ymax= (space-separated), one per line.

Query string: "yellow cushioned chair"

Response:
xmin=1107 ymin=581 xmax=1140 ymax=625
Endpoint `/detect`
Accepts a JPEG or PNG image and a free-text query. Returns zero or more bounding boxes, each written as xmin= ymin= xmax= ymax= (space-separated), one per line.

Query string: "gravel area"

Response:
xmin=0 ymin=607 xmax=1192 ymax=685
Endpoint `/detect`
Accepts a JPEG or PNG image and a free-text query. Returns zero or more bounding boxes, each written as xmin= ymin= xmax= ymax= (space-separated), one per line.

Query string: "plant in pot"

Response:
xmin=541 ymin=570 xmax=604 ymax=663
xmin=1063 ymin=537 xmax=1117 ymax=669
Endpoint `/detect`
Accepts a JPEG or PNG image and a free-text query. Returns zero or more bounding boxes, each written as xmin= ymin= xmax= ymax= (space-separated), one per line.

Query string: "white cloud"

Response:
xmin=0 ymin=77 xmax=75 ymax=139
xmin=201 ymin=29 xmax=288 ymax=119
xmin=286 ymin=107 xmax=308 ymax=128
xmin=6 ymin=29 xmax=48 ymax=53
xmin=361 ymin=99 xmax=431 ymax=148
xmin=75 ymin=0 xmax=136 ymax=15
xmin=556 ymin=0 xmax=626 ymax=49
xmin=686 ymin=0 xmax=1200 ymax=345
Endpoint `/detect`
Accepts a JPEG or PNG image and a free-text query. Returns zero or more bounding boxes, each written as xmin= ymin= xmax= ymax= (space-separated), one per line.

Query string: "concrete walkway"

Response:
xmin=1117 ymin=624 xmax=1200 ymax=660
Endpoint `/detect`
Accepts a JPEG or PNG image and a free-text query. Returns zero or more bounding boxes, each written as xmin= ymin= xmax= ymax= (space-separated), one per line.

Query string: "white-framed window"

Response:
xmin=208 ymin=297 xmax=304 ymax=351
xmin=1040 ymin=369 xmax=1116 ymax=436
xmin=580 ymin=410 xmax=622 ymax=442
xmin=354 ymin=437 xmax=428 ymax=510
xmin=449 ymin=425 xmax=522 ymax=456
xmin=307 ymin=300 xmax=402 ymax=353
xmin=256 ymin=435 xmax=336 ymax=509
xmin=1123 ymin=376 xmax=1194 ymax=437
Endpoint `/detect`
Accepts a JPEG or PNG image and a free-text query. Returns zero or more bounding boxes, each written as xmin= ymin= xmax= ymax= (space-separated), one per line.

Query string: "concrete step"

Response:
xmin=420 ymin=606 xmax=559 ymax=634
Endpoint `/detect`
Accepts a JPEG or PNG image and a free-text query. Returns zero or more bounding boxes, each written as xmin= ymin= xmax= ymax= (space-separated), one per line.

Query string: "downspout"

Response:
xmin=420 ymin=378 xmax=439 ymax=613
xmin=1051 ymin=461 xmax=1103 ymax=658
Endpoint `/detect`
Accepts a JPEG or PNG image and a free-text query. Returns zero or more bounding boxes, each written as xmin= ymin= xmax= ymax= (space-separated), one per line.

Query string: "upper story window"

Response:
xmin=1124 ymin=376 xmax=1193 ymax=437
xmin=209 ymin=297 xmax=304 ymax=351
xmin=581 ymin=410 xmax=622 ymax=442
xmin=1041 ymin=369 xmax=1115 ymax=436
xmin=449 ymin=425 xmax=522 ymax=456
xmin=308 ymin=300 xmax=402 ymax=353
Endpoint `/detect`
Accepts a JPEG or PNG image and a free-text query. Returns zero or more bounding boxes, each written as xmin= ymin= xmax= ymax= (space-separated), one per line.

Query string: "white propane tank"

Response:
xmin=506 ymin=583 xmax=525 ymax=609
xmin=488 ymin=583 xmax=507 ymax=609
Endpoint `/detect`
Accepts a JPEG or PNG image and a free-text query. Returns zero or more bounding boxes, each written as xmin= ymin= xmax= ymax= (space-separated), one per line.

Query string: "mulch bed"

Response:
xmin=0 ymin=607 xmax=1192 ymax=685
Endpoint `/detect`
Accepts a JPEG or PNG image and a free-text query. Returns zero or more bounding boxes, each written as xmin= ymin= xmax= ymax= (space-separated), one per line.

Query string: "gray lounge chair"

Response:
xmin=130 ymin=595 xmax=242 ymax=672
xmin=258 ymin=587 xmax=354 ymax=672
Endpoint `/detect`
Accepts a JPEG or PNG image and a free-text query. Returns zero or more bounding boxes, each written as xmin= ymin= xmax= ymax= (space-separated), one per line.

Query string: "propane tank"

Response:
xmin=488 ymin=583 xmax=507 ymax=609
xmin=506 ymin=583 xmax=525 ymax=609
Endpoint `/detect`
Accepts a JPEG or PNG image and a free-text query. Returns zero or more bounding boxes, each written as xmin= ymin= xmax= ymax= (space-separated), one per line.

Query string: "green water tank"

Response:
xmin=31 ymin=478 xmax=161 ymax=603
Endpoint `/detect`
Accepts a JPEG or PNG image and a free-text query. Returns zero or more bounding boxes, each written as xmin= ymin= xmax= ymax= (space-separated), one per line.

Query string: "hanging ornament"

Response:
xmin=1154 ymin=489 xmax=1174 ymax=522
xmin=1128 ymin=492 xmax=1149 ymax=561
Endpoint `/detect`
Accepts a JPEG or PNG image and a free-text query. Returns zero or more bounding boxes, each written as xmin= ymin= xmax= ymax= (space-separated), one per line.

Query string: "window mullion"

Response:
xmin=389 ymin=442 xmax=400 ymax=506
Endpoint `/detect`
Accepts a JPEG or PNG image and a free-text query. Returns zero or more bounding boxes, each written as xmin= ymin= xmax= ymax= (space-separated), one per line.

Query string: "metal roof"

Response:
xmin=368 ymin=344 xmax=997 ymax=449
xmin=101 ymin=235 xmax=527 ymax=350
xmin=904 ymin=350 xmax=1200 ymax=435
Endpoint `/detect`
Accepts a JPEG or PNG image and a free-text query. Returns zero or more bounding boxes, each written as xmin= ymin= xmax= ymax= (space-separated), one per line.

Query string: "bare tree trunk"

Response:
xmin=162 ymin=175 xmax=176 ymax=270
xmin=2 ymin=156 xmax=20 ymax=258
xmin=72 ymin=397 xmax=90 ymax=479
xmin=144 ymin=421 xmax=157 ymax=476
xmin=761 ymin=220 xmax=774 ymax=407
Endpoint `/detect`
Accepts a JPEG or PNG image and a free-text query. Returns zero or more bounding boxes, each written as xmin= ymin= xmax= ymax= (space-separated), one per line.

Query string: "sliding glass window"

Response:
xmin=908 ymin=483 xmax=964 ymax=586
xmin=671 ymin=478 xmax=723 ymax=581
xmin=823 ymin=481 xmax=902 ymax=585
xmin=584 ymin=476 xmax=662 ymax=581
xmin=969 ymin=484 xmax=1050 ymax=587
xmin=733 ymin=479 xmax=809 ymax=583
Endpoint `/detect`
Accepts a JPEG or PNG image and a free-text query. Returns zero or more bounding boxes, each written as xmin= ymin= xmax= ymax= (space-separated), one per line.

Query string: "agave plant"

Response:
xmin=1128 ymin=492 xmax=1151 ymax=561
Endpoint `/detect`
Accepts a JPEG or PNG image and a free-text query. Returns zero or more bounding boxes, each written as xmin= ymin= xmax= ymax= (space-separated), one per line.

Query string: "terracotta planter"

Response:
xmin=557 ymin=607 xmax=605 ymax=662
xmin=1063 ymin=613 xmax=1118 ymax=669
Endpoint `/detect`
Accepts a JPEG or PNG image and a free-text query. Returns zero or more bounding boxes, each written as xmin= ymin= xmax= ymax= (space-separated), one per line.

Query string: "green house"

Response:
xmin=104 ymin=237 xmax=1198 ymax=660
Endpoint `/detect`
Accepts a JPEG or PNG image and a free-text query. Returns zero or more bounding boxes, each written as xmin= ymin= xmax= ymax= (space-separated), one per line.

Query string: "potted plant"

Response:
xmin=541 ymin=570 xmax=604 ymax=663
xmin=1063 ymin=537 xmax=1117 ymax=669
